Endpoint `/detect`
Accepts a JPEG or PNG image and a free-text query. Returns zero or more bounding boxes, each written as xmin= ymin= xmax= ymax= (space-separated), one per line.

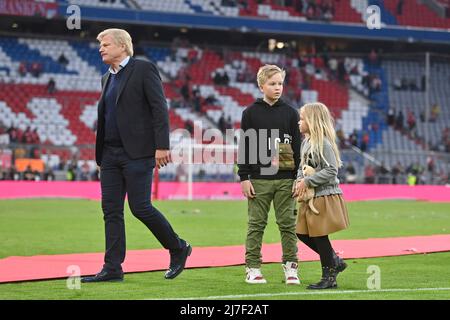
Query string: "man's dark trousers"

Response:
xmin=101 ymin=145 xmax=183 ymax=273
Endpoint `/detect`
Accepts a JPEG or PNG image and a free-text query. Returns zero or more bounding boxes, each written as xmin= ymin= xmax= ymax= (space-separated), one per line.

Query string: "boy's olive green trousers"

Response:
xmin=245 ymin=179 xmax=298 ymax=268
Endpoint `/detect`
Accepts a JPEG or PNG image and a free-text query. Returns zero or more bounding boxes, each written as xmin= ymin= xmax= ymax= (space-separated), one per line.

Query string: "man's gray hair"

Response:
xmin=97 ymin=28 xmax=134 ymax=56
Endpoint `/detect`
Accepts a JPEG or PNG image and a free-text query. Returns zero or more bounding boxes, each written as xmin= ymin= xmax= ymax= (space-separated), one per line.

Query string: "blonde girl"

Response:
xmin=293 ymin=102 xmax=350 ymax=289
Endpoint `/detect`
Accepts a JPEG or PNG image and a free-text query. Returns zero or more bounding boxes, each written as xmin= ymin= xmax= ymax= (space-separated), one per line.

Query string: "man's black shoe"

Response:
xmin=81 ymin=270 xmax=124 ymax=283
xmin=165 ymin=243 xmax=192 ymax=279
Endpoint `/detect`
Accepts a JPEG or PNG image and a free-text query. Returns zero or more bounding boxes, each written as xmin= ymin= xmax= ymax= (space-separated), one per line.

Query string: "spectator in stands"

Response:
xmin=205 ymin=94 xmax=218 ymax=105
xmin=336 ymin=128 xmax=347 ymax=148
xmin=327 ymin=57 xmax=338 ymax=80
xmin=407 ymin=172 xmax=417 ymax=186
xmin=395 ymin=110 xmax=404 ymax=131
xmin=213 ymin=70 xmax=222 ymax=85
xmin=30 ymin=145 xmax=40 ymax=159
xmin=427 ymin=156 xmax=435 ymax=175
xmin=191 ymin=86 xmax=202 ymax=113
xmin=91 ymin=167 xmax=100 ymax=181
xmin=302 ymin=70 xmax=312 ymax=89
xmin=240 ymin=65 xmax=254 ymax=82
xmin=23 ymin=165 xmax=35 ymax=181
xmin=4 ymin=165 xmax=18 ymax=180
xmin=18 ymin=62 xmax=27 ymax=77
xmin=180 ymin=80 xmax=191 ymax=101
xmin=43 ymin=166 xmax=55 ymax=181
xmin=419 ymin=110 xmax=426 ymax=122
xmin=7 ymin=126 xmax=18 ymax=143
xmin=376 ymin=162 xmax=390 ymax=184
xmin=79 ymin=161 xmax=91 ymax=181
xmin=442 ymin=127 xmax=450 ymax=152
xmin=368 ymin=49 xmax=379 ymax=65
xmin=47 ymin=77 xmax=56 ymax=94
xmin=18 ymin=127 xmax=25 ymax=143
xmin=238 ymin=0 xmax=249 ymax=11
xmin=30 ymin=62 xmax=42 ymax=78
xmin=198 ymin=167 xmax=206 ymax=181
xmin=218 ymin=112 xmax=226 ymax=134
xmin=393 ymin=78 xmax=402 ymax=90
xmin=320 ymin=0 xmax=334 ymax=22
xmin=226 ymin=116 xmax=233 ymax=130
xmin=32 ymin=128 xmax=40 ymax=144
xmin=58 ymin=159 xmax=66 ymax=171
xmin=360 ymin=132 xmax=369 ymax=152
xmin=23 ymin=127 xmax=33 ymax=144
xmin=364 ymin=164 xmax=375 ymax=184
xmin=408 ymin=78 xmax=419 ymax=91
xmin=345 ymin=162 xmax=357 ymax=184
xmin=387 ymin=107 xmax=395 ymax=126
xmin=407 ymin=162 xmax=423 ymax=177
xmin=213 ymin=69 xmax=230 ymax=86
xmin=370 ymin=121 xmax=380 ymax=134
xmin=305 ymin=0 xmax=317 ymax=19
xmin=221 ymin=0 xmax=237 ymax=6
xmin=175 ymin=164 xmax=187 ymax=182
xmin=349 ymin=130 xmax=358 ymax=147
xmin=187 ymin=47 xmax=198 ymax=65
xmin=65 ymin=163 xmax=76 ymax=181
xmin=430 ymin=103 xmax=441 ymax=122
xmin=396 ymin=0 xmax=404 ymax=15
xmin=293 ymin=0 xmax=303 ymax=14
xmin=370 ymin=74 xmax=382 ymax=93
xmin=391 ymin=162 xmax=404 ymax=184
xmin=185 ymin=120 xmax=194 ymax=135
xmin=337 ymin=59 xmax=347 ymax=83
xmin=407 ymin=111 xmax=417 ymax=132
xmin=58 ymin=53 xmax=69 ymax=66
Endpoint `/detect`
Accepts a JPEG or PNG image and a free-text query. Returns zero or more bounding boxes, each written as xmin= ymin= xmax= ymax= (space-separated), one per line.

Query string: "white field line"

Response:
xmin=145 ymin=287 xmax=450 ymax=300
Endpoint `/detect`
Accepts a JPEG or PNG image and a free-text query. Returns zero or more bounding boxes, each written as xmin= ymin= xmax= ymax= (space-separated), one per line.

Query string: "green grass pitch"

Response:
xmin=0 ymin=199 xmax=449 ymax=300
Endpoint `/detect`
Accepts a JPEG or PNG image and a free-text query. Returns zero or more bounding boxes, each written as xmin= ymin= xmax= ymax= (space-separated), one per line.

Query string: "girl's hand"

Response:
xmin=241 ymin=180 xmax=256 ymax=199
xmin=293 ymin=179 xmax=307 ymax=198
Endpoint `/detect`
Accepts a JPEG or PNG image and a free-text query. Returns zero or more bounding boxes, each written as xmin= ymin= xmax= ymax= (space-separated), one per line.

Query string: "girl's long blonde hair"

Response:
xmin=300 ymin=102 xmax=342 ymax=167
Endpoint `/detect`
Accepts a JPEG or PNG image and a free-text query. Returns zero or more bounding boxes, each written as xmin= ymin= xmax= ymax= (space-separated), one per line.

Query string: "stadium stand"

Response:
xmin=0 ymin=1 xmax=449 ymax=184
xmin=56 ymin=0 xmax=450 ymax=29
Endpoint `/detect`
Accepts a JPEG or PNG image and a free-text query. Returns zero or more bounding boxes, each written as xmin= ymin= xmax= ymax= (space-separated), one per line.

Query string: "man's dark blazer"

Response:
xmin=95 ymin=57 xmax=170 ymax=166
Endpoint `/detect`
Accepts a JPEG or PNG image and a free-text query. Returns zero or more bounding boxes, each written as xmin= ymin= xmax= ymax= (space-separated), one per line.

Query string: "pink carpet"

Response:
xmin=1 ymin=181 xmax=449 ymax=202
xmin=1 ymin=234 xmax=449 ymax=283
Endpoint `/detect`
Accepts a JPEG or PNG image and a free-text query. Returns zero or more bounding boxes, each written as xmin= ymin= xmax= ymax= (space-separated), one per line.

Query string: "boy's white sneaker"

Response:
xmin=283 ymin=261 xmax=300 ymax=285
xmin=245 ymin=267 xmax=267 ymax=284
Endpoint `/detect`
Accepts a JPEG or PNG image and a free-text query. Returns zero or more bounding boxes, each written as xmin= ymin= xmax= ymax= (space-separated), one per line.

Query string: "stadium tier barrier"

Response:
xmin=0 ymin=182 xmax=449 ymax=202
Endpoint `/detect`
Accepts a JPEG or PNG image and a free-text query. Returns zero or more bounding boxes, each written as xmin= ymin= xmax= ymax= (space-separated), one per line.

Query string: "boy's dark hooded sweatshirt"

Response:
xmin=238 ymin=98 xmax=301 ymax=182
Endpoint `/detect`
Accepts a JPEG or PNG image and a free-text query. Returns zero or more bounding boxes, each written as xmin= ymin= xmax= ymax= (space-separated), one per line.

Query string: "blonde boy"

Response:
xmin=238 ymin=65 xmax=301 ymax=284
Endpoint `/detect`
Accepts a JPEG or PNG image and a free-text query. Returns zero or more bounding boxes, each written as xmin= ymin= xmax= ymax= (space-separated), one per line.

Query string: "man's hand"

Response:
xmin=241 ymin=180 xmax=256 ymax=199
xmin=155 ymin=149 xmax=171 ymax=169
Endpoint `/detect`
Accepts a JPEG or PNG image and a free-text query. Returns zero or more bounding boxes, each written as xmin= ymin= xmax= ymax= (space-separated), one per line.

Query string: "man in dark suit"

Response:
xmin=81 ymin=28 xmax=191 ymax=283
